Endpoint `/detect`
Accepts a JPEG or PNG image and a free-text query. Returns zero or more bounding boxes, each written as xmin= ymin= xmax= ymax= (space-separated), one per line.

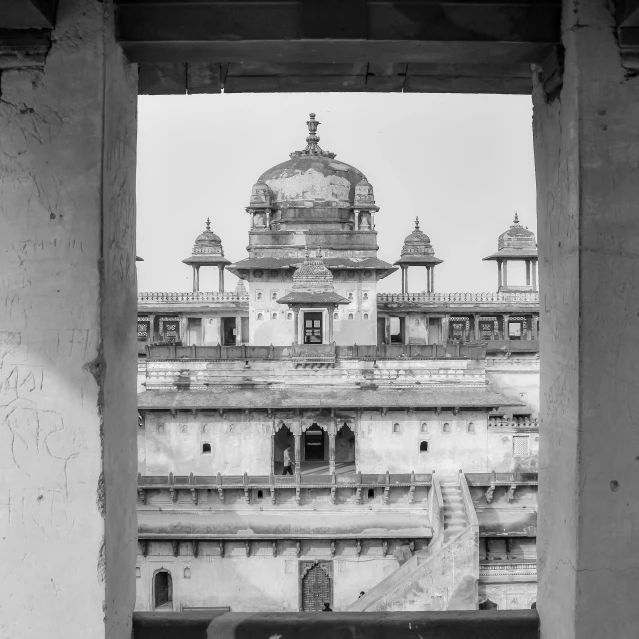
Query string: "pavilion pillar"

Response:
xmin=354 ymin=210 xmax=359 ymax=231
xmin=502 ymin=259 xmax=508 ymax=288
xmin=498 ymin=259 xmax=503 ymax=289
xmin=193 ymin=265 xmax=200 ymax=292
xmin=430 ymin=266 xmax=435 ymax=293
xmin=0 ymin=2 xmax=138 ymax=637
xmin=532 ymin=259 xmax=538 ymax=291
xmin=219 ymin=265 xmax=225 ymax=293
xmin=405 ymin=267 xmax=409 ymax=294
xmin=474 ymin=314 xmax=480 ymax=342
xmin=502 ymin=313 xmax=510 ymax=340
xmin=525 ymin=259 xmax=531 ymax=285
xmin=235 ymin=315 xmax=241 ymax=345
xmin=328 ymin=417 xmax=337 ymax=474
xmin=400 ymin=266 xmax=406 ymax=294
xmin=533 ymin=1 xmax=639 ymax=636
xmin=293 ymin=308 xmax=300 ymax=345
xmin=327 ymin=307 xmax=334 ymax=343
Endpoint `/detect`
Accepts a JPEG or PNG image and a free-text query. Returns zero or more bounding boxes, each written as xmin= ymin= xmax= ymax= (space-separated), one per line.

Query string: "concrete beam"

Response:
xmin=0 ymin=29 xmax=51 ymax=69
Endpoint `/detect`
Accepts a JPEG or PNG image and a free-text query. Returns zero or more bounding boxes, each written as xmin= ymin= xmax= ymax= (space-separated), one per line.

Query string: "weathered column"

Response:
xmin=533 ymin=2 xmax=639 ymax=636
xmin=327 ymin=307 xmax=334 ymax=343
xmin=354 ymin=210 xmax=359 ymax=231
xmin=218 ymin=265 xmax=225 ymax=293
xmin=430 ymin=265 xmax=435 ymax=293
xmin=474 ymin=314 xmax=480 ymax=342
xmin=425 ymin=266 xmax=431 ymax=293
xmin=405 ymin=266 xmax=409 ymax=294
xmin=235 ymin=315 xmax=241 ymax=345
xmin=502 ymin=260 xmax=508 ymax=288
xmin=400 ymin=266 xmax=406 ymax=294
xmin=193 ymin=265 xmax=200 ymax=292
xmin=502 ymin=313 xmax=510 ymax=340
xmin=293 ymin=308 xmax=300 ymax=344
xmin=498 ymin=259 xmax=503 ymax=289
xmin=532 ymin=258 xmax=538 ymax=291
xmin=328 ymin=418 xmax=337 ymax=474
xmin=442 ymin=314 xmax=450 ymax=345
xmin=147 ymin=313 xmax=156 ymax=344
xmin=0 ymin=2 xmax=138 ymax=638
xmin=525 ymin=259 xmax=531 ymax=285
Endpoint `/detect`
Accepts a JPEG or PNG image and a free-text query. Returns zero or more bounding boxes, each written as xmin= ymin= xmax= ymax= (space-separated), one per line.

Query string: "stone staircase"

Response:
xmin=439 ymin=477 xmax=469 ymax=543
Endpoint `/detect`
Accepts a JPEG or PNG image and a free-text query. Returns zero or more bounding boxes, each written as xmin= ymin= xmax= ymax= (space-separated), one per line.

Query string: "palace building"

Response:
xmin=135 ymin=115 xmax=540 ymax=614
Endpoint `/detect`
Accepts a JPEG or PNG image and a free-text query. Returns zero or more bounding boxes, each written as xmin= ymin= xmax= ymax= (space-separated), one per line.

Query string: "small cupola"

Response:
xmin=182 ymin=218 xmax=231 ymax=293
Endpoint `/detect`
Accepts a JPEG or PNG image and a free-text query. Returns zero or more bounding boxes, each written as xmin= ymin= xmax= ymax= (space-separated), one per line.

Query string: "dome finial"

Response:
xmin=206 ymin=217 xmax=211 ymax=232
xmin=513 ymin=212 xmax=520 ymax=226
xmin=415 ymin=217 xmax=420 ymax=230
xmin=290 ymin=113 xmax=336 ymax=159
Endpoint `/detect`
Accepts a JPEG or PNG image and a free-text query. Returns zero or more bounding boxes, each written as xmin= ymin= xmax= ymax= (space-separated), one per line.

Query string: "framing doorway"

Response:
xmin=300 ymin=561 xmax=333 ymax=612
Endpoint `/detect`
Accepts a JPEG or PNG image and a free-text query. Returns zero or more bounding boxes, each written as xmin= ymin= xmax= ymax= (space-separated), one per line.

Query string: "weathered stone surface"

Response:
xmin=533 ymin=0 xmax=639 ymax=637
xmin=0 ymin=1 xmax=138 ymax=637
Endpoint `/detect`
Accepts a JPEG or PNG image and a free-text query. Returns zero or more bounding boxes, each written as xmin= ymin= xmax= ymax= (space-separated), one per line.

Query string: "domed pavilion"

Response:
xmin=182 ymin=218 xmax=231 ymax=292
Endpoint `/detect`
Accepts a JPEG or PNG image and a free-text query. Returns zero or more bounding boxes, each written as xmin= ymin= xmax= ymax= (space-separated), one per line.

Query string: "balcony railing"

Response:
xmin=138 ymin=291 xmax=539 ymax=305
xmin=144 ymin=342 xmax=490 ymax=360
xmin=138 ymin=291 xmax=248 ymax=303
xmin=377 ymin=291 xmax=540 ymax=304
xmin=465 ymin=472 xmax=539 ymax=486
xmin=137 ymin=471 xmax=433 ymax=505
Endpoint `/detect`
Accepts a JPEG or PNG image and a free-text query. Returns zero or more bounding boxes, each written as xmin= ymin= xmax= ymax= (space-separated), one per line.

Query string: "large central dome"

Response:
xmin=249 ymin=114 xmax=374 ymax=224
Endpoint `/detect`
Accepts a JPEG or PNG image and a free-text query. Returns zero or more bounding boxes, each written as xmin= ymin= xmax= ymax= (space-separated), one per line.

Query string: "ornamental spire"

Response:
xmin=206 ymin=217 xmax=211 ymax=232
xmin=513 ymin=212 xmax=520 ymax=226
xmin=290 ymin=113 xmax=336 ymax=159
xmin=415 ymin=217 xmax=420 ymax=230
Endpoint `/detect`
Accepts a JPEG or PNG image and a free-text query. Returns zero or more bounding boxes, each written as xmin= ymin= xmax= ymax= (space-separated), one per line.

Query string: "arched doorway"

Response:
xmin=335 ymin=422 xmax=356 ymax=474
xmin=300 ymin=561 xmax=333 ymax=612
xmin=301 ymin=423 xmax=328 ymax=474
xmin=273 ymin=423 xmax=294 ymax=475
xmin=153 ymin=569 xmax=173 ymax=610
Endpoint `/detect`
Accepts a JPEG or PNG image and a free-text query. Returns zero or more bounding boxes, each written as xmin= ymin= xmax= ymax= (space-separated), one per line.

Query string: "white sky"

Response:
xmin=136 ymin=93 xmax=536 ymax=294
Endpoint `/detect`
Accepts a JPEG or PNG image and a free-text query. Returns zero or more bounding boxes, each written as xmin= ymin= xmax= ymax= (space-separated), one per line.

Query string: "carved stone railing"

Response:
xmin=377 ymin=292 xmax=539 ymax=304
xmin=487 ymin=417 xmax=540 ymax=430
xmin=144 ymin=342 xmax=488 ymax=360
xmin=465 ymin=471 xmax=539 ymax=486
xmin=138 ymin=291 xmax=248 ymax=303
xmin=136 ymin=470 xmax=432 ymax=506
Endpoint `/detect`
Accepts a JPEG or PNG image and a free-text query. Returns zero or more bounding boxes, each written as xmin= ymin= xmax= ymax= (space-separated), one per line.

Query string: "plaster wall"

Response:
xmin=533 ymin=1 xmax=639 ymax=637
xmin=140 ymin=410 xmax=537 ymax=475
xmin=486 ymin=358 xmax=540 ymax=417
xmin=135 ymin=544 xmax=399 ymax=612
xmin=143 ymin=412 xmax=272 ymax=475
xmin=0 ymin=2 xmax=137 ymax=637
xmin=249 ymin=276 xmax=378 ymax=346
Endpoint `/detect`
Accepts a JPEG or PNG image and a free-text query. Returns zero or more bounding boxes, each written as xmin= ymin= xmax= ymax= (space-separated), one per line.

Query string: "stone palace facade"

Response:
xmin=135 ymin=115 xmax=540 ymax=614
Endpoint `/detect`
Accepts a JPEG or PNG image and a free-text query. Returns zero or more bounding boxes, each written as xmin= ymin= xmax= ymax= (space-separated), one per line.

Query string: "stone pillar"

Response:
xmin=403 ymin=315 xmax=410 ymax=345
xmin=430 ymin=265 xmax=435 ymax=293
xmin=425 ymin=266 xmax=431 ymax=293
xmin=294 ymin=433 xmax=301 ymax=471
xmin=401 ymin=266 xmax=406 ymax=294
xmin=474 ymin=314 xmax=480 ymax=342
xmin=0 ymin=2 xmax=138 ymax=637
xmin=354 ymin=210 xmax=359 ymax=231
xmin=293 ymin=308 xmax=300 ymax=344
xmin=405 ymin=267 xmax=409 ymax=294
xmin=502 ymin=260 xmax=508 ymax=288
xmin=533 ymin=2 xmax=639 ymax=637
xmin=328 ymin=418 xmax=337 ymax=474
xmin=218 ymin=265 xmax=225 ymax=293
xmin=502 ymin=313 xmax=510 ymax=340
xmin=498 ymin=260 xmax=503 ymax=289
xmin=371 ymin=211 xmax=376 ymax=230
xmin=328 ymin=307 xmax=334 ymax=343
xmin=526 ymin=259 xmax=531 ymax=285
xmin=193 ymin=265 xmax=200 ymax=292
xmin=442 ymin=314 xmax=450 ymax=345
xmin=148 ymin=313 xmax=156 ymax=344
xmin=532 ymin=258 xmax=538 ymax=291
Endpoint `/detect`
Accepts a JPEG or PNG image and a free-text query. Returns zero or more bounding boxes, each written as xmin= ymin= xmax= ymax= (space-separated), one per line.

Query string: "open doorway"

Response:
xmin=273 ymin=423 xmax=294 ymax=475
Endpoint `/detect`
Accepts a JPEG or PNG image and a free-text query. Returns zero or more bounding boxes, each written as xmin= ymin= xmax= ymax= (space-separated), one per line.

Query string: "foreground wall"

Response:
xmin=0 ymin=1 xmax=138 ymax=637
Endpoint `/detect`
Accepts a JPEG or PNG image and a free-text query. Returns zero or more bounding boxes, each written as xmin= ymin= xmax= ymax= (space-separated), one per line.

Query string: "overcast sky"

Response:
xmin=136 ymin=93 xmax=536 ymax=294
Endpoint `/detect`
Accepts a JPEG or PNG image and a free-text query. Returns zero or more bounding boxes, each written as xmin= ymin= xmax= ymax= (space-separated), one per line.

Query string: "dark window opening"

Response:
xmin=368 ymin=488 xmax=375 ymax=499
xmin=390 ymin=316 xmax=404 ymax=344
xmin=154 ymin=571 xmax=173 ymax=609
xmin=304 ymin=423 xmax=325 ymax=461
xmin=419 ymin=441 xmax=429 ymax=452
xmin=257 ymin=490 xmax=263 ymax=499
xmin=304 ymin=312 xmax=323 ymax=344
xmin=202 ymin=443 xmax=211 ymax=454
xmin=479 ymin=599 xmax=498 ymax=610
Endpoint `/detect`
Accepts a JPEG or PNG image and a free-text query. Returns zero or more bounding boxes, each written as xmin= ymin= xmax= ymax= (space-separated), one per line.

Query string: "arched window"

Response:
xmin=287 ymin=312 xmax=293 ymax=320
xmin=333 ymin=312 xmax=339 ymax=319
xmin=202 ymin=443 xmax=211 ymax=454
xmin=363 ymin=292 xmax=369 ymax=301
xmin=257 ymin=292 xmax=263 ymax=300
xmin=135 ymin=566 xmax=141 ymax=578
xmin=367 ymin=488 xmax=375 ymax=499
xmin=442 ymin=422 xmax=451 ymax=434
xmin=415 ymin=318 xmax=420 ymax=326
xmin=257 ymin=312 xmax=263 ymax=320
xmin=393 ymin=423 xmax=401 ymax=433
xmin=257 ymin=490 xmax=263 ymax=499
xmin=348 ymin=292 xmax=354 ymax=301
xmin=348 ymin=313 xmax=354 ymax=320
xmin=272 ymin=312 xmax=278 ymax=320
xmin=420 ymin=423 xmax=428 ymax=433
xmin=363 ymin=313 xmax=369 ymax=320
xmin=183 ymin=566 xmax=191 ymax=579
xmin=419 ymin=441 xmax=429 ymax=453
xmin=467 ymin=422 xmax=476 ymax=434
xmin=154 ymin=570 xmax=173 ymax=609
